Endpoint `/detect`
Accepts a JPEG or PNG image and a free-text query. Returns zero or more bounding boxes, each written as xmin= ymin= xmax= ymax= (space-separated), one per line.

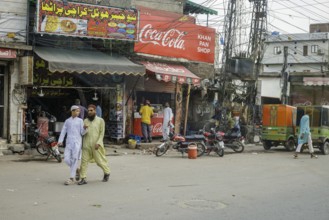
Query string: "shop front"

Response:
xmin=132 ymin=5 xmax=216 ymax=138
xmin=0 ymin=47 xmax=26 ymax=143
xmin=290 ymin=77 xmax=329 ymax=105
xmin=26 ymin=46 xmax=145 ymax=142
xmin=0 ymin=49 xmax=17 ymax=139
xmin=132 ymin=61 xmax=200 ymax=138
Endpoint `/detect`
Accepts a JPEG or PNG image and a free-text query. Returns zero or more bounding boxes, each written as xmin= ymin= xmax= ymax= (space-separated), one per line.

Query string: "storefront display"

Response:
xmin=107 ymin=85 xmax=125 ymax=141
xmin=133 ymin=104 xmax=164 ymax=137
xmin=26 ymin=46 xmax=144 ymax=143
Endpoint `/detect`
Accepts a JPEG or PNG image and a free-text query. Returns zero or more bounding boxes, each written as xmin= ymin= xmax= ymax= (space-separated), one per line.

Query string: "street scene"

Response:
xmin=1 ymin=144 xmax=329 ymax=220
xmin=1 ymin=0 xmax=329 ymax=219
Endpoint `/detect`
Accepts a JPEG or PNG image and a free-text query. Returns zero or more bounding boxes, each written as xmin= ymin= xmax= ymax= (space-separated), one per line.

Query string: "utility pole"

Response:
xmin=220 ymin=0 xmax=237 ymax=105
xmin=281 ymin=46 xmax=288 ymax=104
xmin=248 ymin=0 xmax=267 ymax=115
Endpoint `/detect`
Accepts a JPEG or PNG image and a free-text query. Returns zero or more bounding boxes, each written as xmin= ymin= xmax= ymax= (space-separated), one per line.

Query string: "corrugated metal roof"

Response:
xmin=185 ymin=0 xmax=218 ymax=15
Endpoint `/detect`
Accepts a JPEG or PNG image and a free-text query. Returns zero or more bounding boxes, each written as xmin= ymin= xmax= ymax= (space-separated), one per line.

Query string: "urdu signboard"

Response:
xmin=35 ymin=0 xmax=139 ymax=41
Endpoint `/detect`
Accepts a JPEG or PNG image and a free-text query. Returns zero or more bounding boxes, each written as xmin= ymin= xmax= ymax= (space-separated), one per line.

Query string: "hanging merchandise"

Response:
xmin=92 ymin=91 xmax=98 ymax=101
xmin=108 ymin=85 xmax=125 ymax=141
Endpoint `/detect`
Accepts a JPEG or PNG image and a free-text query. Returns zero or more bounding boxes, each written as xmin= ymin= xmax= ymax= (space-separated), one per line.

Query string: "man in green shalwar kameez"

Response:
xmin=78 ymin=104 xmax=110 ymax=185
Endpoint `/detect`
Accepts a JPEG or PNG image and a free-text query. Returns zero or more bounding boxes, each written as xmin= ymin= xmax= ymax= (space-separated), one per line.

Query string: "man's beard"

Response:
xmin=87 ymin=114 xmax=96 ymax=121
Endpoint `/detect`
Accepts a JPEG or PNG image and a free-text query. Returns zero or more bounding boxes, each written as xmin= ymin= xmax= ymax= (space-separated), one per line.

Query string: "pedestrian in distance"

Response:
xmin=58 ymin=105 xmax=87 ymax=185
xmin=58 ymin=105 xmax=70 ymax=122
xmin=162 ymin=102 xmax=173 ymax=142
xmin=74 ymin=99 xmax=87 ymax=119
xmin=294 ymin=110 xmax=318 ymax=159
xmin=139 ymin=100 xmax=154 ymax=143
xmin=78 ymin=104 xmax=110 ymax=185
xmin=95 ymin=101 xmax=102 ymax=118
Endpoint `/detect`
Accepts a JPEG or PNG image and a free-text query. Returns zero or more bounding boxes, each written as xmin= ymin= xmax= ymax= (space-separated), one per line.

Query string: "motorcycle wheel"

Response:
xmin=36 ymin=143 xmax=48 ymax=156
xmin=155 ymin=142 xmax=169 ymax=157
xmin=196 ymin=142 xmax=206 ymax=157
xmin=214 ymin=142 xmax=224 ymax=157
xmin=51 ymin=148 xmax=62 ymax=163
xmin=232 ymin=141 xmax=245 ymax=153
xmin=216 ymin=148 xmax=224 ymax=157
xmin=54 ymin=154 xmax=62 ymax=163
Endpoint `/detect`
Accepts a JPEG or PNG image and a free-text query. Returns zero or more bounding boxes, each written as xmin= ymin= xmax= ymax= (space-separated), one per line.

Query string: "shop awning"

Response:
xmin=303 ymin=77 xmax=329 ymax=86
xmin=184 ymin=1 xmax=218 ymax=15
xmin=140 ymin=61 xmax=200 ymax=86
xmin=34 ymin=47 xmax=145 ymax=75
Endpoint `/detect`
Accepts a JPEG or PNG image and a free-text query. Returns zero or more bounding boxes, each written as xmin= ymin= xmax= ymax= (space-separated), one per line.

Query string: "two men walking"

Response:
xmin=58 ymin=104 xmax=110 ymax=186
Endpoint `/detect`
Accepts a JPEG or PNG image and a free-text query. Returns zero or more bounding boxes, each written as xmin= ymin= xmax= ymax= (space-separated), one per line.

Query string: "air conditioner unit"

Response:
xmin=19 ymin=56 xmax=33 ymax=85
xmin=317 ymin=49 xmax=324 ymax=55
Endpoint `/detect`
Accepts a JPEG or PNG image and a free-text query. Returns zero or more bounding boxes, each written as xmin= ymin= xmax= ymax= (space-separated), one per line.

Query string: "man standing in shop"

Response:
xmin=78 ymin=104 xmax=110 ymax=185
xmin=162 ymin=102 xmax=173 ymax=142
xmin=139 ymin=100 xmax=154 ymax=143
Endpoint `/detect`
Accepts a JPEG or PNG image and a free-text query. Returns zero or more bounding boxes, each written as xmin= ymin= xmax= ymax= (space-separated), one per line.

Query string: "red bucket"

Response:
xmin=188 ymin=144 xmax=197 ymax=159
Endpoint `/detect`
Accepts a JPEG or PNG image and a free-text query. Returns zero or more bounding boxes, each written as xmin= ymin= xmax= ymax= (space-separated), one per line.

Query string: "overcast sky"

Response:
xmin=191 ymin=0 xmax=329 ymax=34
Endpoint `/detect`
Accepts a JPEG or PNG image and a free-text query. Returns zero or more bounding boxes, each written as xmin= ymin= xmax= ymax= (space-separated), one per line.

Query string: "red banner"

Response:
xmin=134 ymin=7 xmax=216 ymax=63
xmin=36 ymin=0 xmax=138 ymax=41
xmin=0 ymin=48 xmax=16 ymax=58
xmin=141 ymin=61 xmax=200 ymax=85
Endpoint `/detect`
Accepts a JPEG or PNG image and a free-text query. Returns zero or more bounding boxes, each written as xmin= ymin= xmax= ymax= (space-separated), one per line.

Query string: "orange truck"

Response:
xmin=261 ymin=104 xmax=297 ymax=151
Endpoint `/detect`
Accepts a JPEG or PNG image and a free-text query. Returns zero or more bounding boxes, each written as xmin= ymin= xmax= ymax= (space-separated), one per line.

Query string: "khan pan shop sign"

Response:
xmin=135 ymin=7 xmax=216 ymax=64
xmin=36 ymin=0 xmax=138 ymax=41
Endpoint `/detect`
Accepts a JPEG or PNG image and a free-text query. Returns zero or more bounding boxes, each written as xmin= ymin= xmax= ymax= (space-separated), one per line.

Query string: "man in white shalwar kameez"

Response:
xmin=58 ymin=105 xmax=87 ymax=185
xmin=162 ymin=102 xmax=173 ymax=141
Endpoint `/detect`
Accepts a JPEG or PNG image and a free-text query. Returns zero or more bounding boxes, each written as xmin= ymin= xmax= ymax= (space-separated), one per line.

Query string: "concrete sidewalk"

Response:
xmin=0 ymin=139 xmax=161 ymax=161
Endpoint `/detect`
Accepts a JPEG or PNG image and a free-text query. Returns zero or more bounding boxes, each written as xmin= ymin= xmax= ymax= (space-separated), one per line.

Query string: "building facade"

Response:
xmin=260 ymin=32 xmax=329 ymax=105
xmin=0 ymin=0 xmax=32 ymax=152
xmin=1 ymin=0 xmax=218 ymax=153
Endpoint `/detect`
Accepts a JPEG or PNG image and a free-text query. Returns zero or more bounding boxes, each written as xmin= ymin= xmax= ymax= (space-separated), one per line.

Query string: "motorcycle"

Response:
xmin=203 ymin=128 xmax=225 ymax=157
xmin=33 ymin=129 xmax=62 ymax=163
xmin=220 ymin=128 xmax=245 ymax=153
xmin=155 ymin=133 xmax=206 ymax=157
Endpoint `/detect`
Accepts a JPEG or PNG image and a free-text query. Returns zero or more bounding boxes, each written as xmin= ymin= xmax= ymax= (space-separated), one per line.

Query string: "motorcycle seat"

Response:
xmin=185 ymin=134 xmax=204 ymax=141
xmin=224 ymin=132 xmax=241 ymax=139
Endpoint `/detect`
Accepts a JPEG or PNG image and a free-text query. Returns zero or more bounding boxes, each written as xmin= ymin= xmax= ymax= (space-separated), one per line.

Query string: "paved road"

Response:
xmin=1 ymin=144 xmax=329 ymax=220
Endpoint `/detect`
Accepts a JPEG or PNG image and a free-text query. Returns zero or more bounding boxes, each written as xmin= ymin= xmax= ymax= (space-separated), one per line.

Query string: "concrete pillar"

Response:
xmin=9 ymin=61 xmax=25 ymax=144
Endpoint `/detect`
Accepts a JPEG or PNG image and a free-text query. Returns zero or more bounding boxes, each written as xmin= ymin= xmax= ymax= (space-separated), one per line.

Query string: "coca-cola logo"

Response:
xmin=152 ymin=123 xmax=163 ymax=133
xmin=139 ymin=24 xmax=186 ymax=50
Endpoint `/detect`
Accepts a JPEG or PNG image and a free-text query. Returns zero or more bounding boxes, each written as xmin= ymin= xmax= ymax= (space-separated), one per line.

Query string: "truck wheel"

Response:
xmin=263 ymin=141 xmax=271 ymax=150
xmin=320 ymin=142 xmax=329 ymax=155
xmin=284 ymin=139 xmax=296 ymax=151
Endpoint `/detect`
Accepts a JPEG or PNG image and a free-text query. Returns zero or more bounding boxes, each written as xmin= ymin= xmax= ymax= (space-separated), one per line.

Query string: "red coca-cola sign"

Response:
xmin=135 ymin=7 xmax=216 ymax=63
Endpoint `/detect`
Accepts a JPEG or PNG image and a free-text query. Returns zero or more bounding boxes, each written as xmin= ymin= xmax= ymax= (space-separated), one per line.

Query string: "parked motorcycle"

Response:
xmin=155 ymin=133 xmax=206 ymax=157
xmin=33 ymin=129 xmax=62 ymax=163
xmin=203 ymin=128 xmax=225 ymax=157
xmin=220 ymin=129 xmax=245 ymax=153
